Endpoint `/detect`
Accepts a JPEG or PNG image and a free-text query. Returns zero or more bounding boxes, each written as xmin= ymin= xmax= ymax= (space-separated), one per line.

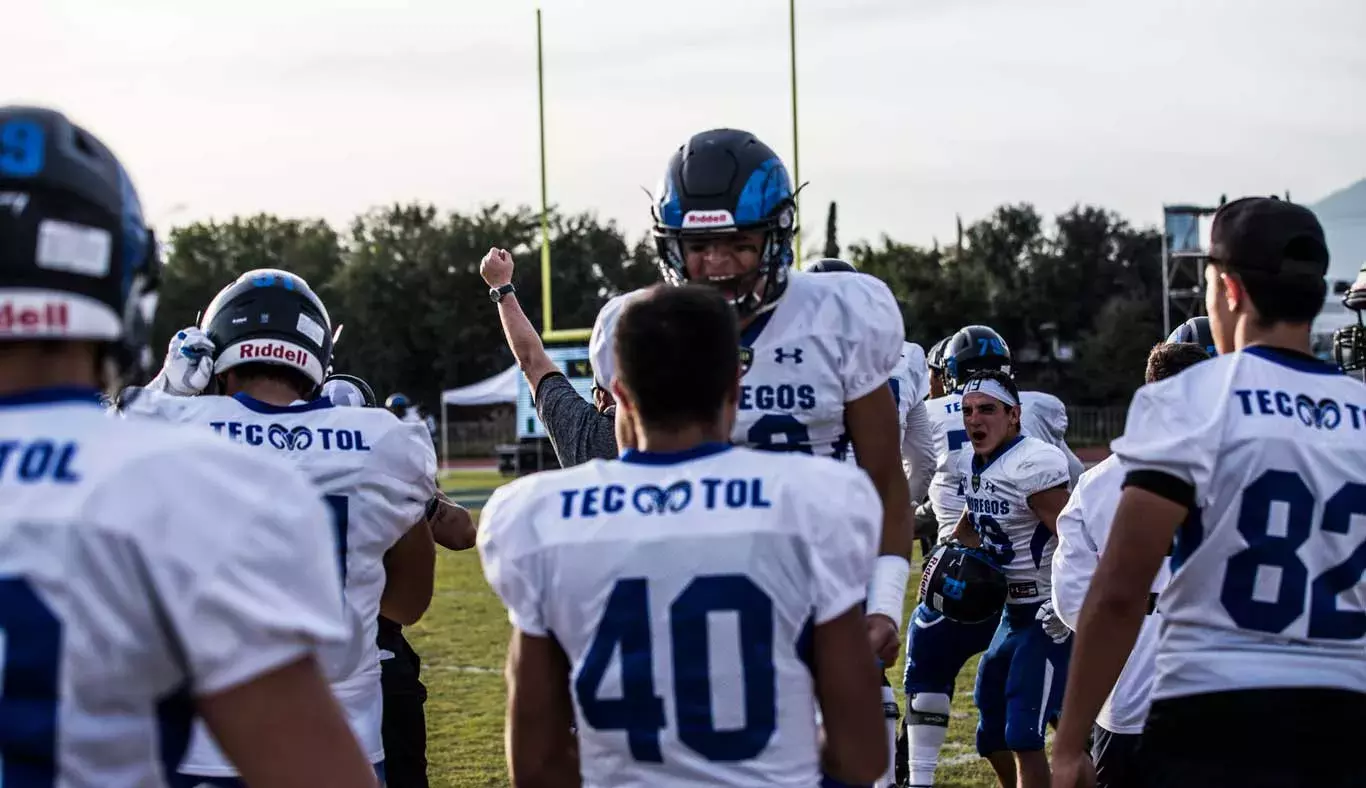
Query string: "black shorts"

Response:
xmin=1090 ymin=725 xmax=1141 ymax=788
xmin=379 ymin=617 xmax=428 ymax=788
xmin=1139 ymin=688 xmax=1366 ymax=788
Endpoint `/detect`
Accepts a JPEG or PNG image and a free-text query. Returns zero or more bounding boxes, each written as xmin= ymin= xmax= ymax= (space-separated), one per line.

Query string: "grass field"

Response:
xmin=415 ymin=470 xmax=1002 ymax=787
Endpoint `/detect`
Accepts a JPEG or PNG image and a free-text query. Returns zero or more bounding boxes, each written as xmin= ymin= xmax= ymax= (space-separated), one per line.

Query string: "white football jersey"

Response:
xmin=478 ymin=443 xmax=882 ymax=788
xmin=121 ymin=389 xmax=437 ymax=771
xmin=0 ymin=388 xmax=347 ymax=786
xmin=1052 ymin=455 xmax=1171 ymax=734
xmin=592 ymin=275 xmax=904 ymax=460
xmin=892 ymin=342 xmax=929 ymax=431
xmin=926 ymin=389 xmax=1077 ymax=537
xmin=956 ymin=435 xmax=1070 ymax=605
xmin=1111 ymin=346 xmax=1366 ymax=700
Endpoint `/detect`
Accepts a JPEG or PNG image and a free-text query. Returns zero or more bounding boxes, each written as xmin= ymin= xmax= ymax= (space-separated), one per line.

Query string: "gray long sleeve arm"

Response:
xmin=533 ymin=373 xmax=618 ymax=467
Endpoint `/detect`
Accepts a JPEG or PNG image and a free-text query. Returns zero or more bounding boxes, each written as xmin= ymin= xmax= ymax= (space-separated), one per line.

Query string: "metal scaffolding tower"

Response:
xmin=1160 ymin=202 xmax=1220 ymax=337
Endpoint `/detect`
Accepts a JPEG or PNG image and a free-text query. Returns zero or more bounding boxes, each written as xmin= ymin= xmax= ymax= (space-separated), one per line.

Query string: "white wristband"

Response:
xmin=868 ymin=554 xmax=912 ymax=630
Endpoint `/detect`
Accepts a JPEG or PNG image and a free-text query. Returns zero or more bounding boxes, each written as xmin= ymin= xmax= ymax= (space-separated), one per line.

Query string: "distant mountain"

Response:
xmin=1310 ymin=178 xmax=1366 ymax=283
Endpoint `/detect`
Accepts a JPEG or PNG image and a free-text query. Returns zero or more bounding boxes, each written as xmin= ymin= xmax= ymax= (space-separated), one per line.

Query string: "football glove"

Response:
xmin=1035 ymin=599 xmax=1072 ymax=644
xmin=147 ymin=327 xmax=215 ymax=396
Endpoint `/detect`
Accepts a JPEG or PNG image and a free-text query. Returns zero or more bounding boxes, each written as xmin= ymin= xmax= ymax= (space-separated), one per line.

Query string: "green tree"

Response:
xmin=155 ymin=215 xmax=343 ymax=360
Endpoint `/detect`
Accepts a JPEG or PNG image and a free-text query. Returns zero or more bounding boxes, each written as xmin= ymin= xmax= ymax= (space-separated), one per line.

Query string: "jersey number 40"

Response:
xmin=576 ymin=575 xmax=777 ymax=763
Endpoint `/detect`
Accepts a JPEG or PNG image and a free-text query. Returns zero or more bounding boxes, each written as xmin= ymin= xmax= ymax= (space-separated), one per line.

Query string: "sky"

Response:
xmin=11 ymin=0 xmax=1366 ymax=253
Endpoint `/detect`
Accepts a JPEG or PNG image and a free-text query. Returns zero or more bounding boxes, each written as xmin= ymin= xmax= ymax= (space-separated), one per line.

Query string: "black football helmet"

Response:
xmin=322 ymin=373 xmax=377 ymax=408
xmin=944 ymin=325 xmax=1011 ymax=391
xmin=926 ymin=336 xmax=952 ymax=372
xmin=200 ymin=269 xmax=333 ymax=389
xmin=1334 ymin=265 xmax=1366 ymax=379
xmin=653 ymin=129 xmax=797 ymax=317
xmin=1165 ymin=316 xmax=1217 ymax=356
xmin=803 ymin=258 xmax=857 ymax=274
xmin=0 ymin=106 xmax=161 ymax=386
xmin=918 ymin=543 xmax=1008 ymax=624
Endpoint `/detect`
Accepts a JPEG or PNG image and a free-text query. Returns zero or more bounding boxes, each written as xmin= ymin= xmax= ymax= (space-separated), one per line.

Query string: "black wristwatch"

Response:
xmin=489 ymin=283 xmax=515 ymax=303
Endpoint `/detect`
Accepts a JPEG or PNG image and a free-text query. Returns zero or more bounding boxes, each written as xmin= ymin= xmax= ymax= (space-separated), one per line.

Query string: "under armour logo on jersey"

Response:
xmin=267 ymin=424 xmax=314 ymax=451
xmin=774 ymin=347 xmax=803 ymax=364
xmin=1296 ymin=395 xmax=1341 ymax=429
xmin=632 ymin=481 xmax=692 ymax=515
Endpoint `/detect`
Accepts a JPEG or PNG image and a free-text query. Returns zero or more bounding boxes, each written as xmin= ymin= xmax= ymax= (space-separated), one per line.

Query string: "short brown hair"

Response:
xmin=1146 ymin=342 xmax=1210 ymax=384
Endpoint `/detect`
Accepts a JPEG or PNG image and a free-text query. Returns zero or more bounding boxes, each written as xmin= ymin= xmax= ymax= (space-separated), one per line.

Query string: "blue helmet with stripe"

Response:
xmin=652 ymin=129 xmax=796 ymax=316
xmin=1165 ymin=316 xmax=1217 ymax=357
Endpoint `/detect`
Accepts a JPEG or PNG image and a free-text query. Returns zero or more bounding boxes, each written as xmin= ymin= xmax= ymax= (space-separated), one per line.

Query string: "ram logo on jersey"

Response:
xmin=207 ymin=421 xmax=373 ymax=452
xmin=1232 ymin=388 xmax=1363 ymax=430
xmin=560 ymin=477 xmax=773 ymax=518
xmin=0 ymin=439 xmax=80 ymax=483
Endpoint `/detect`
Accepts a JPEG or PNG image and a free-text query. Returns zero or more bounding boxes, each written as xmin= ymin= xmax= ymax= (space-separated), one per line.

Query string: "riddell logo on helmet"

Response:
xmin=681 ymin=210 xmax=735 ymax=228
xmin=0 ymin=301 xmax=69 ymax=333
xmin=239 ymin=342 xmax=309 ymax=366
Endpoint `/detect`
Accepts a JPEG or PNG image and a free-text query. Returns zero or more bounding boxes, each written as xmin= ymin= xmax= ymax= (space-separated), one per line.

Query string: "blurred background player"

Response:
xmin=1164 ymin=315 xmax=1217 ymax=358
xmin=926 ymin=336 xmax=951 ymax=400
xmin=900 ymin=324 xmax=1081 ymax=787
xmin=586 ymin=130 xmax=913 ymax=786
xmin=478 ymin=284 xmax=889 ymax=787
xmin=1332 ymin=262 xmax=1366 ymax=382
xmin=327 ymin=371 xmax=476 ymax=788
xmin=386 ymin=392 xmax=439 ymax=448
xmin=805 ymin=257 xmax=935 ymax=785
xmin=1054 ymin=197 xmax=1366 ymax=788
xmin=120 ymin=269 xmax=439 ymax=787
xmin=0 ymin=105 xmax=376 ymax=787
xmin=949 ymin=371 xmax=1072 ymax=788
xmin=1049 ymin=341 xmax=1210 ymax=788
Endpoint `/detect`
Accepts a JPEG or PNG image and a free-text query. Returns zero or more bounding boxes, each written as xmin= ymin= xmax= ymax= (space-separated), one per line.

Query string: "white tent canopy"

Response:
xmin=441 ymin=365 xmax=519 ymax=407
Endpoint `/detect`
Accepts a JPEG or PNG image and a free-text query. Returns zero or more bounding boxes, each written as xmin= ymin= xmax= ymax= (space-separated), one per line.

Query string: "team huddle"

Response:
xmin=3 ymin=104 xmax=1365 ymax=788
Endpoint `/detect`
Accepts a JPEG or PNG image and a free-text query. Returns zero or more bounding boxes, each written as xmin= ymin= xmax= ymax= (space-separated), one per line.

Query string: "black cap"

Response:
xmin=1209 ymin=196 xmax=1328 ymax=278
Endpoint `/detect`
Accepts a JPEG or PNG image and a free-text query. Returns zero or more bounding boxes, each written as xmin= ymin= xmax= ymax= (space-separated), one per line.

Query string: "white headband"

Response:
xmin=961 ymin=377 xmax=1018 ymax=408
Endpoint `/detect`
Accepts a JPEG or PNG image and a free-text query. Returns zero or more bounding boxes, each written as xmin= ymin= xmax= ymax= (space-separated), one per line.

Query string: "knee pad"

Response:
xmin=907 ymin=692 xmax=951 ymax=727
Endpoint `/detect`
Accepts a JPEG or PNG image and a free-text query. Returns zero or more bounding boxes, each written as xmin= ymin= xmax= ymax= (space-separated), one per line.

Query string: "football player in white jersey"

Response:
xmin=948 ymin=370 xmax=1071 ymax=788
xmin=901 ymin=324 xmax=1080 ymax=788
xmin=1054 ymin=197 xmax=1366 ymax=788
xmin=479 ymin=284 xmax=889 ymax=787
xmin=0 ymin=106 xmax=376 ymax=787
xmin=1049 ymin=341 xmax=1209 ymax=788
xmin=585 ymin=129 xmax=913 ymax=784
xmin=119 ymin=269 xmax=439 ymax=786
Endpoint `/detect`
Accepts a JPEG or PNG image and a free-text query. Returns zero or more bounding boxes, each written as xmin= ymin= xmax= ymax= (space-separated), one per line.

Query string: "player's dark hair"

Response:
xmin=1214 ymin=258 xmax=1326 ymax=327
xmin=1146 ymin=342 xmax=1210 ymax=384
xmin=961 ymin=369 xmax=1020 ymax=411
xmin=614 ymin=285 xmax=739 ymax=431
xmin=224 ymin=362 xmax=315 ymax=399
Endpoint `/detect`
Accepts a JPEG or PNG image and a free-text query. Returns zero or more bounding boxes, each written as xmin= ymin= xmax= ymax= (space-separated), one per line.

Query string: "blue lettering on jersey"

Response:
xmin=560 ymin=478 xmax=772 ymax=518
xmin=944 ymin=401 xmax=962 ymax=414
xmin=0 ymin=440 xmax=80 ymax=484
xmin=1233 ymin=389 xmax=1360 ymax=430
xmin=965 ymin=494 xmax=1011 ymax=517
xmin=737 ymin=384 xmax=817 ymax=412
xmin=207 ymin=422 xmax=372 ymax=451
